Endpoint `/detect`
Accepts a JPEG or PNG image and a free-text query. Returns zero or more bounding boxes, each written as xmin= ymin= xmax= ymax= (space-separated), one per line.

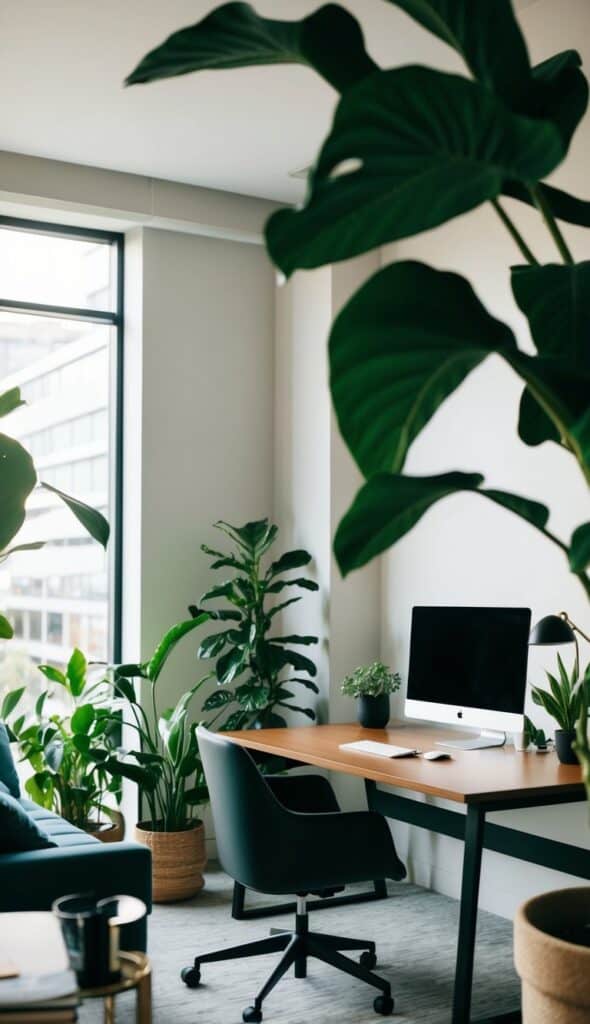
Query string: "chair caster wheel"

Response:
xmin=374 ymin=994 xmax=394 ymax=1015
xmin=360 ymin=950 xmax=377 ymax=969
xmin=181 ymin=966 xmax=201 ymax=988
xmin=242 ymin=1006 xmax=262 ymax=1023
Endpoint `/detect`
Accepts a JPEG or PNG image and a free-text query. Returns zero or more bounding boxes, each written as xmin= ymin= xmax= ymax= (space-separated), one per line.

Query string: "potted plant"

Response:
xmin=126 ymin=3 xmax=590 ymax=1019
xmin=531 ymin=654 xmax=589 ymax=764
xmin=341 ymin=662 xmax=401 ymax=729
xmin=193 ymin=518 xmax=318 ymax=731
xmin=101 ymin=616 xmax=211 ymax=903
xmin=4 ymin=648 xmax=124 ymax=840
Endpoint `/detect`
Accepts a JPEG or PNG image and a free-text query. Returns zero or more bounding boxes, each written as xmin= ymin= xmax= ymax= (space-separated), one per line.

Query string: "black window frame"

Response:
xmin=0 ymin=214 xmax=124 ymax=661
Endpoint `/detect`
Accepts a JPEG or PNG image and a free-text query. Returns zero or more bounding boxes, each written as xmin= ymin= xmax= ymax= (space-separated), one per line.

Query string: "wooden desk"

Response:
xmin=225 ymin=723 xmax=589 ymax=1024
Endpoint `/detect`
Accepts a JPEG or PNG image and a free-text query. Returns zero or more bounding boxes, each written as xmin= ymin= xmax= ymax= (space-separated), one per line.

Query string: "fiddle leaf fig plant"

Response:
xmin=192 ymin=519 xmax=318 ymax=731
xmin=0 ymin=386 xmax=109 ymax=638
xmin=126 ymin=2 xmax=590 ymax=771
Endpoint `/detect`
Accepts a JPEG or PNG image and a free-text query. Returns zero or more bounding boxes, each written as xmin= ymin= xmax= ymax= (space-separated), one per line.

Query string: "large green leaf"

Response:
xmin=0 ymin=614 xmax=13 ymax=640
xmin=334 ymin=471 xmax=550 ymax=574
xmin=266 ymin=549 xmax=312 ymax=578
xmin=330 ymin=260 xmax=517 ymax=477
xmin=266 ymin=67 xmax=563 ymax=276
xmin=0 ymin=388 xmax=25 ymax=419
xmin=512 ymin=262 xmax=590 ymax=448
xmin=71 ymin=704 xmax=95 ymax=735
xmin=216 ymin=645 xmax=248 ymax=684
xmin=383 ymin=0 xmax=531 ymax=107
xmin=0 ymin=433 xmax=37 ymax=551
xmin=526 ymin=50 xmax=588 ymax=151
xmin=40 ymin=482 xmax=110 ymax=549
xmin=126 ymin=2 xmax=376 ymax=94
xmin=512 ymin=262 xmax=590 ymax=369
xmin=1 ymin=687 xmax=24 ymax=719
xmin=510 ymin=352 xmax=590 ymax=467
xmin=146 ymin=614 xmax=209 ymax=682
xmin=570 ymin=523 xmax=590 ymax=573
xmin=67 ymin=647 xmax=87 ymax=698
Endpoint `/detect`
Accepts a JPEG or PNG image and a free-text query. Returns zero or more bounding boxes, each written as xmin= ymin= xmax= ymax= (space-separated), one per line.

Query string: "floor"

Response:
xmin=82 ymin=866 xmax=520 ymax=1024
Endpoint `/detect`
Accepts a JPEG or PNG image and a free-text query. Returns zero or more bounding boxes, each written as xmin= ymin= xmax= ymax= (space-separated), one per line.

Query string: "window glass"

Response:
xmin=0 ymin=223 xmax=120 ymax=719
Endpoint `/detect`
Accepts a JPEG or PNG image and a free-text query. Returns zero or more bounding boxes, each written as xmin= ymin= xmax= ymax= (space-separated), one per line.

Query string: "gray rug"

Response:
xmin=82 ymin=867 xmax=520 ymax=1023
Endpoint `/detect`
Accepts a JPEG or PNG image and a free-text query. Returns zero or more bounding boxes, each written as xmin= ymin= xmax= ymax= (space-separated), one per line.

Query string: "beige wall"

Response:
xmin=378 ymin=0 xmax=590 ymax=917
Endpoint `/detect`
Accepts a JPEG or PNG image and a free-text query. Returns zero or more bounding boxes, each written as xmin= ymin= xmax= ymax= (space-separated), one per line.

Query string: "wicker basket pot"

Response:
xmin=135 ymin=820 xmax=206 ymax=903
xmin=514 ymin=888 xmax=590 ymax=1024
xmin=85 ymin=811 xmax=126 ymax=844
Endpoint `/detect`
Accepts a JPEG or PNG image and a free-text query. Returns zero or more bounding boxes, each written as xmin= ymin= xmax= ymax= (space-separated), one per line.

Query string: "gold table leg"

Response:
xmin=104 ymin=994 xmax=116 ymax=1024
xmin=136 ymin=967 xmax=152 ymax=1024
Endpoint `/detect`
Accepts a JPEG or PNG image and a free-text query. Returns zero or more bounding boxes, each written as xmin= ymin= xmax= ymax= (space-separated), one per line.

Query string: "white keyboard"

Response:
xmin=339 ymin=740 xmax=419 ymax=759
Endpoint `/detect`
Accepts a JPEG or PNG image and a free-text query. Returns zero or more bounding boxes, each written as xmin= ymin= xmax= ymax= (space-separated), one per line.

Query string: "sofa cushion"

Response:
xmin=0 ymin=790 xmax=57 ymax=852
xmin=19 ymin=799 xmax=100 ymax=848
xmin=0 ymin=724 xmax=20 ymax=798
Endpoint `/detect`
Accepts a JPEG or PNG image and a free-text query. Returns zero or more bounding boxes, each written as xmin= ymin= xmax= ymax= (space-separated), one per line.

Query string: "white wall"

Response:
xmin=379 ymin=0 xmax=590 ymax=917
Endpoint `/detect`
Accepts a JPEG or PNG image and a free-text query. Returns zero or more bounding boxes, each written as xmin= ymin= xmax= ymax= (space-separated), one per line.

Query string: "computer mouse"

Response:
xmin=423 ymin=750 xmax=452 ymax=761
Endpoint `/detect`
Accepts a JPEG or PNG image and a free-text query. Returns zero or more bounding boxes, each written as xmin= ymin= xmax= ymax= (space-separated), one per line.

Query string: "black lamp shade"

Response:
xmin=529 ymin=614 xmax=576 ymax=646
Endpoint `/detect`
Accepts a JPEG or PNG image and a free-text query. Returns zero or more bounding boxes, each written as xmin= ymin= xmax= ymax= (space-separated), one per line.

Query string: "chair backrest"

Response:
xmin=197 ymin=726 xmax=288 ymax=892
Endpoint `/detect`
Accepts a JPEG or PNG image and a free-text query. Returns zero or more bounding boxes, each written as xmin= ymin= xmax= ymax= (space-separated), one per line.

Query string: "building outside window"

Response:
xmin=0 ymin=218 xmax=122 ymax=707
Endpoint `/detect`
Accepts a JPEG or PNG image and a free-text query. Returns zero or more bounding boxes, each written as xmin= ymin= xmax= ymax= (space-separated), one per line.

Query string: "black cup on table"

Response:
xmin=53 ymin=893 xmax=117 ymax=988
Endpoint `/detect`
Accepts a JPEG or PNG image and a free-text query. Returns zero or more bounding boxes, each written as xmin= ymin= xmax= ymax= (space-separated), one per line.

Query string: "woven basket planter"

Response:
xmin=515 ymin=888 xmax=590 ymax=1024
xmin=85 ymin=811 xmax=126 ymax=844
xmin=135 ymin=820 xmax=206 ymax=903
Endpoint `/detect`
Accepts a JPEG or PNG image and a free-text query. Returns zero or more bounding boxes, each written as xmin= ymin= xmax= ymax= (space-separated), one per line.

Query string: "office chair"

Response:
xmin=181 ymin=727 xmax=407 ymax=1022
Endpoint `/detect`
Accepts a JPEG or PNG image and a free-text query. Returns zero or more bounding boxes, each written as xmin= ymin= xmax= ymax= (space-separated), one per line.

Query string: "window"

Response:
xmin=0 ymin=217 xmax=123 ymax=712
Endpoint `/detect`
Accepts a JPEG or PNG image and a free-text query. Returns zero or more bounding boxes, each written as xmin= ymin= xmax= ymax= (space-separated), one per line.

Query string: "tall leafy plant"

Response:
xmin=0 ymin=386 xmax=109 ymax=638
xmin=192 ymin=519 xmax=318 ymax=731
xmin=126 ymin=3 xmax=590 ymax=787
xmin=101 ymin=616 xmax=211 ymax=832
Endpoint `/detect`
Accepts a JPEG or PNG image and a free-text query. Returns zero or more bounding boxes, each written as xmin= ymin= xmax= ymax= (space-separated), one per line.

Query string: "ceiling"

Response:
xmin=0 ymin=0 xmax=543 ymax=204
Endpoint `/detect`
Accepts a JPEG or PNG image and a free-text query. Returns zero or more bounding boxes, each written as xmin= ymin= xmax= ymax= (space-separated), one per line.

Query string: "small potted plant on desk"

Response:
xmin=5 ymin=648 xmax=124 ymax=840
xmin=341 ymin=662 xmax=401 ymax=729
xmin=100 ymin=616 xmax=211 ymax=903
xmin=530 ymin=653 xmax=589 ymax=764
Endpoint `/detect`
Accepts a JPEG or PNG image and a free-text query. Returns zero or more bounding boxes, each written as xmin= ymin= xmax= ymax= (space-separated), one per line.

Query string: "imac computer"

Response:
xmin=405 ymin=606 xmax=531 ymax=750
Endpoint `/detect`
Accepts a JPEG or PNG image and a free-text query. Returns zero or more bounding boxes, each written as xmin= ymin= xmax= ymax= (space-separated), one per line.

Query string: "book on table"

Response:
xmin=0 ymin=913 xmax=78 ymax=1022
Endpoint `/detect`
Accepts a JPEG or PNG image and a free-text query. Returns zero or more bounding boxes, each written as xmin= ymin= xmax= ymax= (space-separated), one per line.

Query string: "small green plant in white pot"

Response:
xmin=341 ymin=662 xmax=401 ymax=730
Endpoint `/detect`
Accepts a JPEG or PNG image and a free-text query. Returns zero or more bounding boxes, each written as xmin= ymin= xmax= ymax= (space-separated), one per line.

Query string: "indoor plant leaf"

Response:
xmin=146 ymin=613 xmax=209 ymax=682
xmin=1 ymin=687 xmax=24 ymax=719
xmin=512 ymin=262 xmax=590 ymax=448
xmin=0 ymin=613 xmax=13 ymax=639
xmin=40 ymin=482 xmax=110 ymax=549
xmin=0 ymin=387 xmax=25 ymax=418
xmin=38 ymin=664 xmax=67 ymax=686
xmin=71 ymin=704 xmax=95 ymax=735
xmin=569 ymin=523 xmax=590 ymax=572
xmin=0 ymin=432 xmax=37 ymax=551
xmin=266 ymin=66 xmax=563 ymax=276
xmin=525 ymin=50 xmax=588 ymax=150
xmin=198 ymin=631 xmax=230 ymax=658
xmin=503 ymin=180 xmax=590 ymax=228
xmin=202 ymin=689 xmax=234 ymax=711
xmin=266 ymin=645 xmax=317 ymax=677
xmin=334 ymin=471 xmax=550 ymax=575
xmin=382 ymin=0 xmax=531 ymax=106
xmin=265 ymin=577 xmax=318 ymax=593
xmin=126 ymin=2 xmax=377 ymax=94
xmin=268 ymin=634 xmax=318 ymax=646
xmin=330 ymin=260 xmax=517 ymax=477
xmin=266 ymin=549 xmax=312 ymax=577
xmin=67 ymin=647 xmax=88 ymax=698
xmin=216 ymin=645 xmax=248 ymax=684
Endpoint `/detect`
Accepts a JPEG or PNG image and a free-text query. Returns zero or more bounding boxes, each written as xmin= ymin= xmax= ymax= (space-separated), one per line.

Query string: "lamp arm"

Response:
xmin=559 ymin=612 xmax=590 ymax=646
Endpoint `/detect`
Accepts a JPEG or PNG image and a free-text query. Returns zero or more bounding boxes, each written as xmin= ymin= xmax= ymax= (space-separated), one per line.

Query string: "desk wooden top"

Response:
xmin=223 ymin=723 xmax=585 ymax=805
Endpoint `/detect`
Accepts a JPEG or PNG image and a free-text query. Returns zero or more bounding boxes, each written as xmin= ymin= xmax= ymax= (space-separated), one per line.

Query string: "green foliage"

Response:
xmin=6 ymin=649 xmax=122 ymax=829
xmin=0 ymin=387 xmax=110 ymax=639
xmin=523 ymin=715 xmax=547 ymax=750
xmin=124 ymin=0 xmax=590 ymax=605
xmin=100 ymin=616 xmax=211 ymax=832
xmin=574 ymin=666 xmax=590 ymax=801
xmin=195 ymin=518 xmax=318 ymax=731
xmin=531 ymin=654 xmax=589 ymax=732
xmin=341 ymin=662 xmax=401 ymax=699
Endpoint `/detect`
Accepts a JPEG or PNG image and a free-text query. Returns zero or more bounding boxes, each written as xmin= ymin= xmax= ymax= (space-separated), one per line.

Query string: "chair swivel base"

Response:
xmin=181 ymin=900 xmax=394 ymax=1021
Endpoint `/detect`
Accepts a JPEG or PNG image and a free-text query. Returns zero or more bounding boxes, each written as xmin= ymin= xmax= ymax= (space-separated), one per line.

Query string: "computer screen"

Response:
xmin=407 ymin=606 xmax=531 ymax=714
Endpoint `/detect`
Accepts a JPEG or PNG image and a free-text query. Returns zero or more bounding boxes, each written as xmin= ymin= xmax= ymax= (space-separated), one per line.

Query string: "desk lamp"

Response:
xmin=529 ymin=611 xmax=590 ymax=675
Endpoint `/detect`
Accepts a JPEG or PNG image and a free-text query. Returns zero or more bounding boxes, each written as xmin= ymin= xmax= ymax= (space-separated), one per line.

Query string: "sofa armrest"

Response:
xmin=0 ymin=841 xmax=152 ymax=914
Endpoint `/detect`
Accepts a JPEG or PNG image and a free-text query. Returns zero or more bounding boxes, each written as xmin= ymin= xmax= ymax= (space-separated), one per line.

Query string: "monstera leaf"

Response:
xmin=334 ymin=471 xmax=550 ymax=575
xmin=383 ymin=0 xmax=531 ymax=106
xmin=330 ymin=261 xmax=517 ymax=477
xmin=126 ymin=2 xmax=377 ymax=94
xmin=266 ymin=67 xmax=563 ymax=275
xmin=570 ymin=523 xmax=590 ymax=573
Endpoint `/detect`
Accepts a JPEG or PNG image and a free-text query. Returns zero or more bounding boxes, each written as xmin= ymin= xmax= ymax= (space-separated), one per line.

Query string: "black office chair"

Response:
xmin=181 ymin=727 xmax=406 ymax=1022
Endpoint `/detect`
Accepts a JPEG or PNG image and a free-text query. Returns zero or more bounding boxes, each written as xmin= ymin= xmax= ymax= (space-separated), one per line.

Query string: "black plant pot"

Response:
xmin=358 ymin=694 xmax=390 ymax=729
xmin=554 ymin=729 xmax=579 ymax=765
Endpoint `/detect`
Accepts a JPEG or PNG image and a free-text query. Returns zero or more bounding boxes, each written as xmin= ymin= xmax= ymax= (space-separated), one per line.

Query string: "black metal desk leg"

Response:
xmin=452 ymin=804 xmax=486 ymax=1024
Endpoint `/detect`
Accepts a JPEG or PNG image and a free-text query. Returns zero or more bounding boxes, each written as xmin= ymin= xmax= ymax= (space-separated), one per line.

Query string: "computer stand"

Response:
xmin=436 ymin=730 xmax=507 ymax=751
